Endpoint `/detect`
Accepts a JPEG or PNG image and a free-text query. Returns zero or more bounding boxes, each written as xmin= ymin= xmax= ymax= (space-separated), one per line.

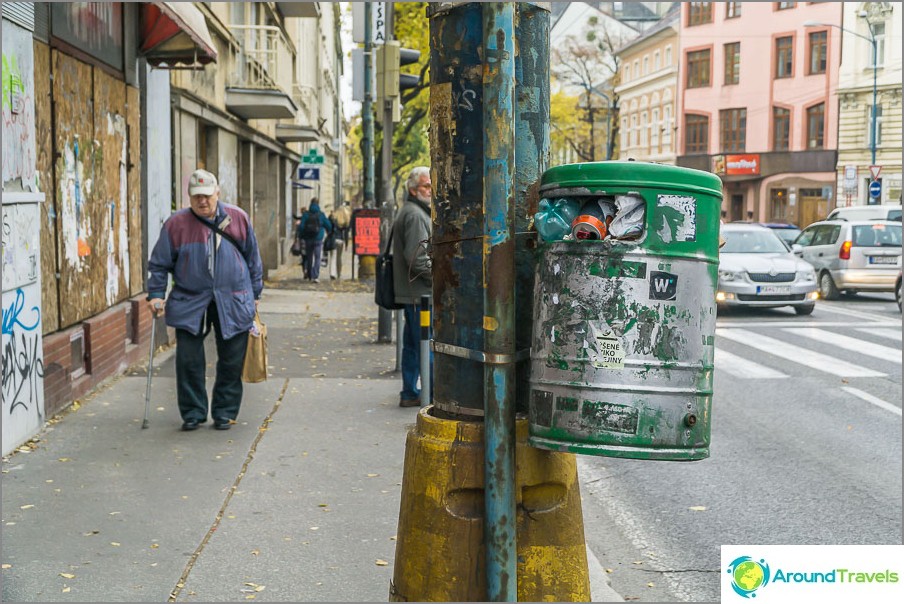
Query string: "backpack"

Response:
xmin=301 ymin=211 xmax=321 ymax=240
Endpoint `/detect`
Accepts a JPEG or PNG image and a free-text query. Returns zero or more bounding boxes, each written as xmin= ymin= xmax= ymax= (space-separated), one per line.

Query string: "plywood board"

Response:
xmin=93 ymin=68 xmax=129 ymax=307
xmin=53 ymin=50 xmax=101 ymax=328
xmin=33 ymin=41 xmax=59 ymax=334
xmin=127 ymin=85 xmax=143 ymax=296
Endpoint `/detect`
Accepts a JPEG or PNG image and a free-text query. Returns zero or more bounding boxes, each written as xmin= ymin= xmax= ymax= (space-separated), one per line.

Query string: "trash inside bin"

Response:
xmin=528 ymin=161 xmax=723 ymax=461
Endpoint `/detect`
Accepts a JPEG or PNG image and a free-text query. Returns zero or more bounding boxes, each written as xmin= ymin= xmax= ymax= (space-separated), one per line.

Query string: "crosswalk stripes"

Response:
xmin=782 ymin=328 xmax=901 ymax=364
xmin=715 ymin=328 xmax=886 ymax=378
xmin=713 ymin=348 xmax=788 ymax=379
xmin=856 ymin=327 xmax=902 ymax=342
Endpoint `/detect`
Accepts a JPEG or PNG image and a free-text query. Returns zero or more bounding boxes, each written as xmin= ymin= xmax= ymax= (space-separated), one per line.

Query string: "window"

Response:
xmin=726 ymin=1 xmax=741 ymax=18
xmin=720 ymin=108 xmax=747 ymax=152
xmin=651 ymin=108 xmax=660 ymax=149
xmin=776 ymin=2 xmax=796 ymax=9
xmin=724 ymin=42 xmax=740 ymax=85
xmin=806 ymin=103 xmax=825 ymax=149
xmin=868 ymin=104 xmax=884 ymax=147
xmin=621 ymin=117 xmax=628 ymax=149
xmin=631 ymin=115 xmax=637 ymax=147
xmin=623 ymin=66 xmax=630 ymax=82
xmin=641 ymin=112 xmax=648 ymax=148
xmin=685 ymin=114 xmax=709 ymax=153
xmin=643 ymin=56 xmax=649 ymax=75
xmin=775 ymin=36 xmax=793 ymax=79
xmin=772 ymin=106 xmax=791 ymax=150
xmin=871 ymin=22 xmax=886 ymax=67
xmin=771 ymin=189 xmax=790 ymax=222
xmin=633 ymin=60 xmax=639 ymax=78
xmin=665 ymin=46 xmax=672 ymax=66
xmin=687 ymin=49 xmax=711 ymax=88
xmin=663 ymin=106 xmax=672 ymax=147
xmin=688 ymin=2 xmax=713 ymax=26
xmin=808 ymin=31 xmax=827 ymax=74
xmin=654 ymin=51 xmax=661 ymax=71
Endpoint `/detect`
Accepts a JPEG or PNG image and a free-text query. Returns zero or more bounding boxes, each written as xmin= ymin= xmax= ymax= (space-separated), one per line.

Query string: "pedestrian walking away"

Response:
xmin=393 ymin=166 xmax=434 ymax=407
xmin=328 ymin=206 xmax=350 ymax=280
xmin=146 ymin=169 xmax=263 ymax=431
xmin=297 ymin=197 xmax=333 ymax=283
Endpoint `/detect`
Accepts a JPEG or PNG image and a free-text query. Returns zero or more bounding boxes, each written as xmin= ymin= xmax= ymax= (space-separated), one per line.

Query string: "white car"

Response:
xmin=717 ymin=224 xmax=819 ymax=315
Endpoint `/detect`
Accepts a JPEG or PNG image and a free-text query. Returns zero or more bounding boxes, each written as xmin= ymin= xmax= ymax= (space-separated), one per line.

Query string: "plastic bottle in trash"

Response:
xmin=535 ymin=198 xmax=582 ymax=242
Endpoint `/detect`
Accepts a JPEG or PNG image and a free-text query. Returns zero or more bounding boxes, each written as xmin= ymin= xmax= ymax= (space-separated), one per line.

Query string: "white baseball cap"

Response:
xmin=188 ymin=169 xmax=218 ymax=196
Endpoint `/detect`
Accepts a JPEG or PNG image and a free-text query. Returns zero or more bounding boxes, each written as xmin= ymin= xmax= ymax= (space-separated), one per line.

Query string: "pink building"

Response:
xmin=676 ymin=1 xmax=842 ymax=227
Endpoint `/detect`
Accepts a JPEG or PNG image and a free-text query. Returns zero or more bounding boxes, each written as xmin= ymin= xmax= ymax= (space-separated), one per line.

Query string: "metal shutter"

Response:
xmin=1 ymin=2 xmax=35 ymax=31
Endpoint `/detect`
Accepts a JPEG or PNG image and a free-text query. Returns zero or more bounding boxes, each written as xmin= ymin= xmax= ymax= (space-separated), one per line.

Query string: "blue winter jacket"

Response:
xmin=147 ymin=202 xmax=263 ymax=340
xmin=296 ymin=202 xmax=333 ymax=243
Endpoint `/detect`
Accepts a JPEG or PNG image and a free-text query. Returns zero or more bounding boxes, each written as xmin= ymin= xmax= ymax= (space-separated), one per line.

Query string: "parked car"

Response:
xmin=730 ymin=221 xmax=801 ymax=247
xmin=717 ymin=223 xmax=819 ymax=315
xmin=791 ymin=220 xmax=902 ymax=300
xmin=826 ymin=204 xmax=901 ymax=222
xmin=896 ymin=268 xmax=902 ymax=313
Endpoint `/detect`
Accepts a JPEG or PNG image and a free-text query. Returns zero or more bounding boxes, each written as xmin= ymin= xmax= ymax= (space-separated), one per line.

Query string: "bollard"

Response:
xmin=419 ymin=295 xmax=431 ymax=407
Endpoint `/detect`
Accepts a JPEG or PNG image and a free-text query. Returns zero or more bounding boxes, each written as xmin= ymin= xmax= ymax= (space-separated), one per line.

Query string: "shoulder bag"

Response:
xmin=375 ymin=225 xmax=405 ymax=310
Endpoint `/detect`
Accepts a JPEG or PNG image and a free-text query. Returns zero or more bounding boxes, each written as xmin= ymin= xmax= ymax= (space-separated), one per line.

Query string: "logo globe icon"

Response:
xmin=727 ymin=556 xmax=770 ymax=598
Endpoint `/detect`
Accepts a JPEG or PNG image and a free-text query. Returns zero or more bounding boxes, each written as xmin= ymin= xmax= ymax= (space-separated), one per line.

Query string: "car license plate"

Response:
xmin=757 ymin=285 xmax=791 ymax=294
xmin=869 ymin=256 xmax=898 ymax=265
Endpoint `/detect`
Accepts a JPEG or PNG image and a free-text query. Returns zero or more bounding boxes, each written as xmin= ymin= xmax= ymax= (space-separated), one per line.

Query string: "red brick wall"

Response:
xmin=41 ymin=294 xmax=156 ymax=418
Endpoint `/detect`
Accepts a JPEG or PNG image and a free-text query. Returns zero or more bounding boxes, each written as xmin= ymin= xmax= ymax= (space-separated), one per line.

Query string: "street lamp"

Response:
xmin=803 ymin=17 xmax=878 ymax=166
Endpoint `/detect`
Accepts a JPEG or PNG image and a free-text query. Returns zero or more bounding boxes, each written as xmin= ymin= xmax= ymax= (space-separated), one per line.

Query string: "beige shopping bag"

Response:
xmin=242 ymin=311 xmax=268 ymax=383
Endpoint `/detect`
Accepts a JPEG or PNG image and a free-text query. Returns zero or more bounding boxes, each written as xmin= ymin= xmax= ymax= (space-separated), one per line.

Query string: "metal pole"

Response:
xmin=870 ymin=31 xmax=877 ymax=167
xmin=363 ymin=3 xmax=375 ymax=209
xmin=482 ymin=3 xmax=516 ymax=601
xmin=419 ymin=295 xmax=431 ymax=407
xmin=378 ymin=3 xmax=396 ymax=342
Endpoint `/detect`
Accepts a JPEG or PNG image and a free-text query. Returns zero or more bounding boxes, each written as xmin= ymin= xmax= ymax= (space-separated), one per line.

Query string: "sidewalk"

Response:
xmin=1 ymin=262 xmax=622 ymax=602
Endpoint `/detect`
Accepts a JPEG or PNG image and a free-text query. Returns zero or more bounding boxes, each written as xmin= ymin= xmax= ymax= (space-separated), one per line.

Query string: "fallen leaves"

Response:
xmin=19 ymin=504 xmax=34 ymax=510
xmin=2 ymin=564 xmax=11 ymax=569
xmin=251 ymin=549 xmax=260 ymax=556
xmin=57 ymin=458 xmax=71 ymax=463
xmin=375 ymin=559 xmax=389 ymax=566
xmin=688 ymin=505 xmax=707 ymax=512
xmin=59 ymin=572 xmax=75 ymax=579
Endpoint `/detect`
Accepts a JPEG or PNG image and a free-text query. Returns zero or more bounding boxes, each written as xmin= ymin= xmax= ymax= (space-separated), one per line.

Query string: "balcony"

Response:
xmin=226 ymin=25 xmax=297 ymax=120
xmin=276 ymin=83 xmax=320 ymax=143
xmin=277 ymin=2 xmax=320 ymax=19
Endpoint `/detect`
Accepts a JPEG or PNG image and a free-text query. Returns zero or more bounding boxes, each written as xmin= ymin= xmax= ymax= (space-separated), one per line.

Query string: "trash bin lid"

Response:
xmin=541 ymin=161 xmax=722 ymax=198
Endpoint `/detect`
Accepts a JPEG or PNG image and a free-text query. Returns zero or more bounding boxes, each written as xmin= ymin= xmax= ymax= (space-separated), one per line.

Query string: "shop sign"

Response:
xmin=724 ymin=154 xmax=760 ymax=175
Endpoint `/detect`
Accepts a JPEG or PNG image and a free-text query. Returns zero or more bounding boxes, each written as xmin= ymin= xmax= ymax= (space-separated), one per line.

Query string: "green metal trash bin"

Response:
xmin=528 ymin=161 xmax=723 ymax=461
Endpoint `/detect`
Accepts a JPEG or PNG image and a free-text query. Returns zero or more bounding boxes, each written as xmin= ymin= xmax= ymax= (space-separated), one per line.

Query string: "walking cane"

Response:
xmin=142 ymin=312 xmax=158 ymax=429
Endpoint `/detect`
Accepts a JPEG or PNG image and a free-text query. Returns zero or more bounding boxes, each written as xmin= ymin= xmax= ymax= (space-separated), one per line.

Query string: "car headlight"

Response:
xmin=796 ymin=269 xmax=816 ymax=281
xmin=719 ymin=269 xmax=742 ymax=282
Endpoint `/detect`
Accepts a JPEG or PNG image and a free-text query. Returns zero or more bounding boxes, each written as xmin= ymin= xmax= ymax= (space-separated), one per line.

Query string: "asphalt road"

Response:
xmin=577 ymin=292 xmax=903 ymax=602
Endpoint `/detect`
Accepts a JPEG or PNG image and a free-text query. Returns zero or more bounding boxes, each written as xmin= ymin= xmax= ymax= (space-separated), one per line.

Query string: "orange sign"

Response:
xmin=724 ymin=154 xmax=760 ymax=175
xmin=353 ymin=209 xmax=381 ymax=256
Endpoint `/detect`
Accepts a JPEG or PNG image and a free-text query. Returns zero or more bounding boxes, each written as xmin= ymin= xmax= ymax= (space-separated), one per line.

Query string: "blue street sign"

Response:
xmin=298 ymin=167 xmax=321 ymax=181
xmin=869 ymin=179 xmax=881 ymax=199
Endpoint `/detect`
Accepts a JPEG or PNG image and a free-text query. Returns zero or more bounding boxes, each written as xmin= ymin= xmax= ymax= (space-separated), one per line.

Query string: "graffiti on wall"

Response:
xmin=59 ymin=136 xmax=94 ymax=265
xmin=2 ymin=21 xmax=37 ymax=190
xmin=1 ymin=288 xmax=44 ymax=420
xmin=2 ymin=203 xmax=38 ymax=291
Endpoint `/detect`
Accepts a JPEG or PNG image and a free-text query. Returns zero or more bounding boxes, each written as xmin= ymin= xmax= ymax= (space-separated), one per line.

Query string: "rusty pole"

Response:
xmin=482 ymin=3 xmax=517 ymax=601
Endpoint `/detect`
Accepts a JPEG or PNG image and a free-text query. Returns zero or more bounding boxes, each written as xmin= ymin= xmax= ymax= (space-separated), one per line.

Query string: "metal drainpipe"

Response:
xmin=482 ymin=3 xmax=517 ymax=601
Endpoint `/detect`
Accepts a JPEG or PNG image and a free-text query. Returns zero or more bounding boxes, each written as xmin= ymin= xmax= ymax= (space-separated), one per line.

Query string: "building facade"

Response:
xmin=169 ymin=2 xmax=344 ymax=276
xmin=835 ymin=2 xmax=902 ymax=207
xmin=676 ymin=1 xmax=842 ymax=227
xmin=615 ymin=7 xmax=679 ymax=163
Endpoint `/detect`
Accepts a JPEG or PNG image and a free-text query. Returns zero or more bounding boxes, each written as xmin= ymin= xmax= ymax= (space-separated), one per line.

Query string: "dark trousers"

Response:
xmin=176 ymin=302 xmax=249 ymax=423
xmin=304 ymin=240 xmax=324 ymax=280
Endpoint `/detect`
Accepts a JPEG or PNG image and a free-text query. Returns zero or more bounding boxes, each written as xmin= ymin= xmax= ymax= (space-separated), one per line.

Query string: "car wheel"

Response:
xmin=794 ymin=303 xmax=815 ymax=316
xmin=896 ymin=277 xmax=902 ymax=313
xmin=818 ymin=272 xmax=839 ymax=300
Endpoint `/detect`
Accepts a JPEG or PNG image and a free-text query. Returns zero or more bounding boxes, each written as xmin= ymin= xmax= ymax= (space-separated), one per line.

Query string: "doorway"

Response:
xmin=798 ymin=188 xmax=830 ymax=227
xmin=730 ymin=194 xmax=744 ymax=222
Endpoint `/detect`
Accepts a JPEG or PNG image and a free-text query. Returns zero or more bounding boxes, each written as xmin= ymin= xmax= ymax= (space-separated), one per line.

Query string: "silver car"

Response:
xmin=717 ymin=224 xmax=819 ymax=315
xmin=791 ymin=220 xmax=902 ymax=299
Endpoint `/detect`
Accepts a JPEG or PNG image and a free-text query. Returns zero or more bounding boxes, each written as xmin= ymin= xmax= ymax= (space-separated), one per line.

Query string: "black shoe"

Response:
xmin=181 ymin=420 xmax=201 ymax=431
xmin=399 ymin=398 xmax=420 ymax=408
xmin=213 ymin=419 xmax=232 ymax=430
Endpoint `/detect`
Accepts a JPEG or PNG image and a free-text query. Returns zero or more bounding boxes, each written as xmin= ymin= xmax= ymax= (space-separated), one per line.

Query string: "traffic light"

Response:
xmin=376 ymin=41 xmax=421 ymax=124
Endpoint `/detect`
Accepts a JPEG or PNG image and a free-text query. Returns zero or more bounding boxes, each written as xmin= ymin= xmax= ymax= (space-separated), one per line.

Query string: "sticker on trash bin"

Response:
xmin=649 ymin=271 xmax=678 ymax=301
xmin=657 ymin=195 xmax=697 ymax=242
xmin=589 ymin=323 xmax=625 ymax=369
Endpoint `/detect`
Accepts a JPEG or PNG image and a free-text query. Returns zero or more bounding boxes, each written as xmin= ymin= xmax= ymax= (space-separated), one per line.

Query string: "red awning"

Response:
xmin=140 ymin=2 xmax=217 ymax=68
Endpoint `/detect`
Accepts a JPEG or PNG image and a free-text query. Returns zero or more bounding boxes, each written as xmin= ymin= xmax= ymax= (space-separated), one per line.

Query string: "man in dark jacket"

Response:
xmin=147 ymin=169 xmax=263 ymax=431
xmin=393 ymin=166 xmax=433 ymax=407
xmin=297 ymin=198 xmax=333 ymax=283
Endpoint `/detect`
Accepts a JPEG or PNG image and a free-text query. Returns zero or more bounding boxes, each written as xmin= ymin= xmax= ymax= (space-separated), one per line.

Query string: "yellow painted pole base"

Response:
xmin=390 ymin=406 xmax=590 ymax=602
xmin=358 ymin=254 xmax=376 ymax=278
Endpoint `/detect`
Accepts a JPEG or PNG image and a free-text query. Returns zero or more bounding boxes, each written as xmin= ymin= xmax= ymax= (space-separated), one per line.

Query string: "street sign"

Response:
xmin=869 ymin=179 xmax=882 ymax=199
xmin=298 ymin=167 xmax=321 ymax=181
xmin=352 ymin=2 xmax=386 ymax=45
xmin=301 ymin=150 xmax=324 ymax=165
xmin=869 ymin=165 xmax=882 ymax=181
